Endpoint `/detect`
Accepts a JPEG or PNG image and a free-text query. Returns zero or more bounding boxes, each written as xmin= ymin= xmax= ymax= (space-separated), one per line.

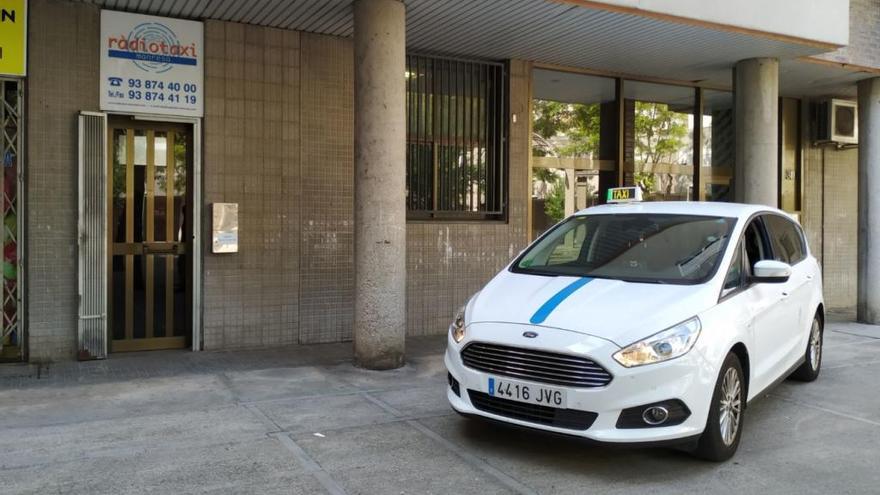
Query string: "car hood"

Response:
xmin=469 ymin=270 xmax=718 ymax=347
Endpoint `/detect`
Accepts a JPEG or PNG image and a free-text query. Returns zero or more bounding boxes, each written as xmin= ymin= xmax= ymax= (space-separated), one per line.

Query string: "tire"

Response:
xmin=790 ymin=313 xmax=823 ymax=382
xmin=692 ymin=353 xmax=745 ymax=462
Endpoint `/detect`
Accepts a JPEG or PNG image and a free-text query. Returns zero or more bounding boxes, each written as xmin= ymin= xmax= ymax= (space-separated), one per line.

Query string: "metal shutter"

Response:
xmin=77 ymin=112 xmax=108 ymax=360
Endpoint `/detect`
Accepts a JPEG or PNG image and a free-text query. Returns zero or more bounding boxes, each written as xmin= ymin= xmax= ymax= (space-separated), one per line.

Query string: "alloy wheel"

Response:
xmin=718 ymin=367 xmax=742 ymax=446
xmin=809 ymin=319 xmax=822 ymax=370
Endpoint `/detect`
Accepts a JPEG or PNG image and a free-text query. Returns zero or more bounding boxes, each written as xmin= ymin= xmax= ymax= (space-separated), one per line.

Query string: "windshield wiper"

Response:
xmin=513 ymin=268 xmax=562 ymax=277
xmin=613 ymin=277 xmax=666 ymax=284
xmin=676 ymin=235 xmax=727 ymax=267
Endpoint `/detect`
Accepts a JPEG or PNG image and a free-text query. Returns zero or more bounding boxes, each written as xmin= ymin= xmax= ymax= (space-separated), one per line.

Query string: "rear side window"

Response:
xmin=763 ymin=214 xmax=806 ymax=265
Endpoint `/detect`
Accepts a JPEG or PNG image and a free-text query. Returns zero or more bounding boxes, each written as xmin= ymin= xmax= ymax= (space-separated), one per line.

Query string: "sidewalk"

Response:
xmin=1 ymin=321 xmax=879 ymax=494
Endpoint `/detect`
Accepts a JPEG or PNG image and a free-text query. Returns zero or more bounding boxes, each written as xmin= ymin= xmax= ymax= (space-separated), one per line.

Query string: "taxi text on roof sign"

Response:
xmin=606 ymin=186 xmax=643 ymax=203
xmin=0 ymin=0 xmax=27 ymax=77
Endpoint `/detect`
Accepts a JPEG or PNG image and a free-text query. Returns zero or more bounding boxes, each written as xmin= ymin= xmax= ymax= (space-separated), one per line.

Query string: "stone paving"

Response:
xmin=1 ymin=319 xmax=879 ymax=494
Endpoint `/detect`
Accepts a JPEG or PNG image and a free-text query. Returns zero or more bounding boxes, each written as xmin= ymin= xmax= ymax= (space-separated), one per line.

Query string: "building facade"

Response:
xmin=3 ymin=0 xmax=879 ymax=363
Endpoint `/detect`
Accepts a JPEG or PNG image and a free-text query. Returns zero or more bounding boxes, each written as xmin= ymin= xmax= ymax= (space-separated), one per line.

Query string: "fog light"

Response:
xmin=642 ymin=406 xmax=669 ymax=425
xmin=447 ymin=372 xmax=461 ymax=397
xmin=616 ymin=399 xmax=691 ymax=429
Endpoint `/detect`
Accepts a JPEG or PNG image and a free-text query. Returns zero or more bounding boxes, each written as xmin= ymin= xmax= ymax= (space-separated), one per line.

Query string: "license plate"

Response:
xmin=487 ymin=377 xmax=567 ymax=408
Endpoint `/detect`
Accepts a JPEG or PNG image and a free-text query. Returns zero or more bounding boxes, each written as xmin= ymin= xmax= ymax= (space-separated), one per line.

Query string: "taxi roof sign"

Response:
xmin=607 ymin=186 xmax=643 ymax=203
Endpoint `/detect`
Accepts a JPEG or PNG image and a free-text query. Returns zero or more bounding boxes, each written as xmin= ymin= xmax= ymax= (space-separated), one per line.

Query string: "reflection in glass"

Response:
xmin=111 ymin=253 xmax=125 ymax=340
xmin=515 ymin=214 xmax=736 ymax=284
xmin=133 ymin=130 xmax=146 ymax=243
xmin=154 ymin=132 xmax=167 ymax=241
xmin=173 ymin=131 xmax=187 ymax=242
xmin=624 ymin=81 xmax=695 ymax=201
xmin=531 ymin=69 xmax=616 ymax=238
xmin=132 ymin=254 xmax=145 ymax=339
xmin=111 ymin=128 xmax=129 ymax=341
xmin=701 ymin=90 xmax=734 ymax=201
xmin=111 ymin=129 xmax=128 ymax=244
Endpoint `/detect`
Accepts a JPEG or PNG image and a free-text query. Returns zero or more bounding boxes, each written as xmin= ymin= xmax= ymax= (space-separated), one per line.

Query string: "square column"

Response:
xmin=858 ymin=78 xmax=880 ymax=323
xmin=353 ymin=0 xmax=407 ymax=369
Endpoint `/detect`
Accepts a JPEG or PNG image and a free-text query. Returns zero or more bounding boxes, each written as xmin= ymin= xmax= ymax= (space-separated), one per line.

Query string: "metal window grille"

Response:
xmin=0 ymin=79 xmax=22 ymax=361
xmin=406 ymin=54 xmax=507 ymax=220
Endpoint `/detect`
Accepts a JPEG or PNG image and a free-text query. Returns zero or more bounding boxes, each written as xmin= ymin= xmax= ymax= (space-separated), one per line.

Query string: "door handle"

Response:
xmin=781 ymin=291 xmax=790 ymax=298
xmin=143 ymin=242 xmax=181 ymax=255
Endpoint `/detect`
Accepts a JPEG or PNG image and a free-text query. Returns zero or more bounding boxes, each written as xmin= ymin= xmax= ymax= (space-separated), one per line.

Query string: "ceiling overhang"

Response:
xmin=80 ymin=0 xmax=868 ymax=97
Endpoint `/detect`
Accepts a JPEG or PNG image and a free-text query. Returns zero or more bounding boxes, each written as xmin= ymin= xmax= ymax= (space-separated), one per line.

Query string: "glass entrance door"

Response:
xmin=109 ymin=119 xmax=192 ymax=352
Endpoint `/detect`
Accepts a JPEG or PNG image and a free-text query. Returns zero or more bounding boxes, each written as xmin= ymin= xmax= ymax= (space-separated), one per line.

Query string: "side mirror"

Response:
xmin=752 ymin=260 xmax=792 ymax=284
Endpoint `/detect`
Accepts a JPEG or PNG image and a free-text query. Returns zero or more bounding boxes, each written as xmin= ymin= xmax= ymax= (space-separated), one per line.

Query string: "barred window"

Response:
xmin=406 ymin=55 xmax=508 ymax=220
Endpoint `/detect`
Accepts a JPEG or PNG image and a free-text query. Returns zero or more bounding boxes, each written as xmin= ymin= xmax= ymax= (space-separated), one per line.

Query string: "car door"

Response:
xmin=741 ymin=216 xmax=798 ymax=395
xmin=762 ymin=214 xmax=813 ymax=365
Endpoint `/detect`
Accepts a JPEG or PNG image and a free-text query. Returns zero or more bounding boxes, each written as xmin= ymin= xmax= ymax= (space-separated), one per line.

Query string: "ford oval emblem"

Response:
xmin=522 ymin=331 xmax=538 ymax=338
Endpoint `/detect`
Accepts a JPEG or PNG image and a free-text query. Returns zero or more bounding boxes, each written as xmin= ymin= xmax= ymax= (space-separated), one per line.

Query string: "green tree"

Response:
xmin=633 ymin=171 xmax=656 ymax=193
xmin=532 ymin=99 xmax=690 ymax=198
xmin=532 ymin=100 xmax=601 ymax=222
xmin=543 ymin=175 xmax=565 ymax=221
xmin=532 ymin=100 xmax=601 ymax=157
xmin=633 ymin=101 xmax=689 ymax=165
xmin=633 ymin=102 xmax=689 ymax=195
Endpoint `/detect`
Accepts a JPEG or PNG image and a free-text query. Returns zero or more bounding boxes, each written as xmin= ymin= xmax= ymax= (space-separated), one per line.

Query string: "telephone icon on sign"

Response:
xmin=109 ymin=77 xmax=122 ymax=87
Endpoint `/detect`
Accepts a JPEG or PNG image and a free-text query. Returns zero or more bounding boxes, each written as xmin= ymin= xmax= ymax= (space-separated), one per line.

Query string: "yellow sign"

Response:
xmin=0 ymin=0 xmax=25 ymax=76
xmin=607 ymin=186 xmax=643 ymax=203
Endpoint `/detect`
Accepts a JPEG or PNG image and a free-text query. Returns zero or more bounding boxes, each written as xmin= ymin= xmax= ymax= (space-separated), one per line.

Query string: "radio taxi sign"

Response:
xmin=0 ymin=0 xmax=26 ymax=77
xmin=100 ymin=10 xmax=203 ymax=117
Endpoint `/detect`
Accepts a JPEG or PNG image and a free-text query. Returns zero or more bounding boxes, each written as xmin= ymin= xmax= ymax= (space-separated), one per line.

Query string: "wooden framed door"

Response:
xmin=108 ymin=118 xmax=193 ymax=352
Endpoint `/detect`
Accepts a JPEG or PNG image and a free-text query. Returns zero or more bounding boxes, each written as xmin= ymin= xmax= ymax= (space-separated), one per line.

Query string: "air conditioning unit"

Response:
xmin=814 ymin=98 xmax=858 ymax=145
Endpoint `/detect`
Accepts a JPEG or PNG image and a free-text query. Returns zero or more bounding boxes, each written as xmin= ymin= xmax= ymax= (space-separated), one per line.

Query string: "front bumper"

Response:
xmin=445 ymin=322 xmax=717 ymax=444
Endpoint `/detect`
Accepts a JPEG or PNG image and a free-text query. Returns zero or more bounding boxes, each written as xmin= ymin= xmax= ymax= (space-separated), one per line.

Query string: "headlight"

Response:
xmin=450 ymin=306 xmax=466 ymax=343
xmin=612 ymin=317 xmax=701 ymax=368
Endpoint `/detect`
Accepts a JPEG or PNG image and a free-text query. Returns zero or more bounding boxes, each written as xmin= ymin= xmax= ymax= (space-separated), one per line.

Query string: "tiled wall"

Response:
xmin=821 ymin=147 xmax=859 ymax=312
xmin=802 ymin=143 xmax=861 ymax=315
xmin=297 ymin=33 xmax=355 ymax=344
xmin=26 ymin=0 xmax=100 ymax=361
xmin=24 ymin=1 xmax=869 ymax=360
xmin=202 ymin=21 xmax=529 ymax=349
xmin=406 ymin=60 xmax=531 ymax=336
xmin=202 ymin=22 xmax=303 ymax=349
xmin=22 ymin=4 xmax=528 ymax=359
xmin=801 ymin=99 xmax=859 ymax=313
xmin=203 ymin=24 xmax=359 ymax=349
xmin=816 ymin=0 xmax=880 ymax=69
xmin=801 ymin=102 xmax=824 ymax=267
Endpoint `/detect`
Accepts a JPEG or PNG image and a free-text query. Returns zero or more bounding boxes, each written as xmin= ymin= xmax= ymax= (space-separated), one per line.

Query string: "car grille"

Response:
xmin=460 ymin=342 xmax=613 ymax=388
xmin=468 ymin=390 xmax=598 ymax=430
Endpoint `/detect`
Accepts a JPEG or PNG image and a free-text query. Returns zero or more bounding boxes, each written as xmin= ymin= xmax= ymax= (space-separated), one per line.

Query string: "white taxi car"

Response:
xmin=446 ymin=190 xmax=824 ymax=461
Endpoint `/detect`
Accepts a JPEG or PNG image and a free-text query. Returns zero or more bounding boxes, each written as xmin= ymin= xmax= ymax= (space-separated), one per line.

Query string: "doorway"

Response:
xmin=108 ymin=117 xmax=193 ymax=352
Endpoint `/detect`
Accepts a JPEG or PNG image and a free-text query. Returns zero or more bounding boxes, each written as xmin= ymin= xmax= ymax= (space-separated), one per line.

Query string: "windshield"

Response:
xmin=513 ymin=213 xmax=737 ymax=284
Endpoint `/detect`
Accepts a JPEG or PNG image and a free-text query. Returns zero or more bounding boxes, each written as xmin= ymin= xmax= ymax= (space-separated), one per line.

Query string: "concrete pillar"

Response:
xmin=734 ymin=58 xmax=779 ymax=206
xmin=564 ymin=170 xmax=575 ymax=216
xmin=857 ymin=78 xmax=880 ymax=323
xmin=353 ymin=0 xmax=407 ymax=370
